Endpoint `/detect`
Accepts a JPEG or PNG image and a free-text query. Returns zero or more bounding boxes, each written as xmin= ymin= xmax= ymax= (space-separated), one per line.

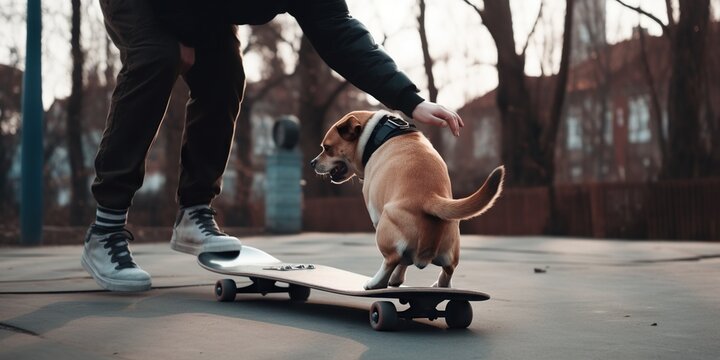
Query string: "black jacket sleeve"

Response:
xmin=288 ymin=0 xmax=425 ymax=117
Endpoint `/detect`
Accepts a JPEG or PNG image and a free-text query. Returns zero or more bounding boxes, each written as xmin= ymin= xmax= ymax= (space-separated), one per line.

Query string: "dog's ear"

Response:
xmin=336 ymin=115 xmax=363 ymax=142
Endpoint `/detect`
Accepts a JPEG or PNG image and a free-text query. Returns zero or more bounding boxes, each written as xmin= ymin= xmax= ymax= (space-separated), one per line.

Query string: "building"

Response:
xmin=446 ymin=23 xmax=719 ymax=191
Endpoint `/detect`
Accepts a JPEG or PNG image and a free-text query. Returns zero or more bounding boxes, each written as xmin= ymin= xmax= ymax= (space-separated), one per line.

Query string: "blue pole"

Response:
xmin=21 ymin=0 xmax=43 ymax=245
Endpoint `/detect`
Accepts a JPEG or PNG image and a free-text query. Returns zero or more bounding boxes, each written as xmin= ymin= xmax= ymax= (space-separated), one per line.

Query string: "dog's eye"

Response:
xmin=323 ymin=145 xmax=332 ymax=153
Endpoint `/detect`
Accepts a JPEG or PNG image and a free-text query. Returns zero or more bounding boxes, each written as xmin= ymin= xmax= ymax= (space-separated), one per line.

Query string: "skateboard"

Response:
xmin=198 ymin=246 xmax=490 ymax=331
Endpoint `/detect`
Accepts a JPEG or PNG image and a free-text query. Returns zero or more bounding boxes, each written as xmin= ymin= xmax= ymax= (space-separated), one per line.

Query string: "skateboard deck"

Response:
xmin=198 ymin=246 xmax=490 ymax=331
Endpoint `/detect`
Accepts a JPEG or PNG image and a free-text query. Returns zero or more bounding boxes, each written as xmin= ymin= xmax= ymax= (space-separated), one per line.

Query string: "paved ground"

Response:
xmin=1 ymin=233 xmax=719 ymax=359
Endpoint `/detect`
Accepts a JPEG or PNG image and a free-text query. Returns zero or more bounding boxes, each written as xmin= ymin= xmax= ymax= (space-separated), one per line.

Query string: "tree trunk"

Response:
xmin=543 ymin=0 xmax=575 ymax=183
xmin=464 ymin=0 xmax=574 ymax=233
xmin=67 ymin=0 xmax=88 ymax=225
xmin=544 ymin=0 xmax=575 ymax=235
xmin=479 ymin=0 xmax=544 ymax=186
xmin=638 ymin=27 xmax=668 ymax=168
xmin=665 ymin=0 xmax=710 ymax=178
xmin=417 ymin=0 xmax=441 ymax=148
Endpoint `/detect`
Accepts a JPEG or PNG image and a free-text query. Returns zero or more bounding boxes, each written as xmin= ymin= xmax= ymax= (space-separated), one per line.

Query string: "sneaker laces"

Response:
xmin=100 ymin=229 xmax=137 ymax=270
xmin=189 ymin=207 xmax=227 ymax=236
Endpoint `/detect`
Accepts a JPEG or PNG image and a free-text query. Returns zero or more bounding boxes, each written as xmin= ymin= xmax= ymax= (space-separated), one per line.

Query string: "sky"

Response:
xmin=1 ymin=0 xmax=718 ymax=111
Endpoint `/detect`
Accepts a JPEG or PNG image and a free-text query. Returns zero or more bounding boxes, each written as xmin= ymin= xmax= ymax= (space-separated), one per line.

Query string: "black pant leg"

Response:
xmin=177 ymin=26 xmax=246 ymax=207
xmin=92 ymin=0 xmax=180 ymax=209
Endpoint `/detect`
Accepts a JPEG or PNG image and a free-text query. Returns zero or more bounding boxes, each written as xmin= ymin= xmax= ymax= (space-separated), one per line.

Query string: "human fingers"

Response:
xmin=455 ymin=112 xmax=465 ymax=128
xmin=433 ymin=109 xmax=461 ymax=136
xmin=416 ymin=113 xmax=447 ymax=127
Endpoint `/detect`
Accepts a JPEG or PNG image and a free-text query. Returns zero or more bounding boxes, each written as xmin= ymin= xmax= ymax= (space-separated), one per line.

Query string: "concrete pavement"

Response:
xmin=1 ymin=233 xmax=719 ymax=359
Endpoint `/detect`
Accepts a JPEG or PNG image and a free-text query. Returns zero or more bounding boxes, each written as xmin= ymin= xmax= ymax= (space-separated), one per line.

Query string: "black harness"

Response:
xmin=361 ymin=115 xmax=419 ymax=166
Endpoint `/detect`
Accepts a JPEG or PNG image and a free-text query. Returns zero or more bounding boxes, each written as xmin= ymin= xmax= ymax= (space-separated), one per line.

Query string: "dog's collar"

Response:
xmin=361 ymin=115 xmax=418 ymax=166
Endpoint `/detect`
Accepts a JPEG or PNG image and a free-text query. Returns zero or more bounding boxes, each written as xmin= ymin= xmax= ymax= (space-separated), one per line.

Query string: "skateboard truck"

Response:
xmin=216 ymin=277 xmax=311 ymax=301
xmin=367 ymin=297 xmax=473 ymax=331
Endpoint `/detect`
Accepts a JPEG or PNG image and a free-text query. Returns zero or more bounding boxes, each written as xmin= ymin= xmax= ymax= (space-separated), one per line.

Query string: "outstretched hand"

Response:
xmin=411 ymin=101 xmax=465 ymax=137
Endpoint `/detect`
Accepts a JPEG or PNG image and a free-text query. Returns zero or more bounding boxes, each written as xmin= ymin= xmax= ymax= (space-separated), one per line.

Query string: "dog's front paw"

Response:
xmin=364 ymin=280 xmax=388 ymax=290
xmin=388 ymin=272 xmax=405 ymax=287
xmin=388 ymin=279 xmax=404 ymax=287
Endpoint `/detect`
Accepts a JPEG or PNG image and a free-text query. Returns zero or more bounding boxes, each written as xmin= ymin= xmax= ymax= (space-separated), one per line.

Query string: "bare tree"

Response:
xmin=417 ymin=0 xmax=442 ymax=147
xmin=461 ymin=0 xmax=574 ymax=188
xmin=637 ymin=26 xmax=668 ymax=167
xmin=545 ymin=0 xmax=575 ymax=184
xmin=615 ymin=0 xmax=712 ymax=178
xmin=67 ymin=0 xmax=88 ymax=225
xmin=668 ymin=0 xmax=711 ymax=177
xmin=0 ymin=2 xmax=23 ymax=206
xmin=417 ymin=0 xmax=439 ymax=104
xmin=0 ymin=65 xmax=22 ymax=209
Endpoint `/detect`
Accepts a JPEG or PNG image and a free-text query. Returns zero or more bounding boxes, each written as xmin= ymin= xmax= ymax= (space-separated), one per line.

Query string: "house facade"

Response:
xmin=444 ymin=23 xmax=719 ymax=192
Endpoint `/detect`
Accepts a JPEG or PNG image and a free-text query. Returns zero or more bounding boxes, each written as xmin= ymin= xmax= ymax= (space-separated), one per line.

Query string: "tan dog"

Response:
xmin=311 ymin=110 xmax=504 ymax=289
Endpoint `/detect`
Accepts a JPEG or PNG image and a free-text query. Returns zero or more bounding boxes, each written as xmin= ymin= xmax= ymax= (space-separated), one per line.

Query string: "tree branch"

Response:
xmin=460 ymin=0 xmax=485 ymax=22
xmin=664 ymin=0 xmax=675 ymax=27
xmin=638 ymin=25 xmax=667 ymax=164
xmin=542 ymin=0 xmax=574 ymax=159
xmin=614 ymin=0 xmax=670 ymax=37
xmin=418 ymin=0 xmax=438 ymax=102
xmin=522 ymin=0 xmax=544 ymax=57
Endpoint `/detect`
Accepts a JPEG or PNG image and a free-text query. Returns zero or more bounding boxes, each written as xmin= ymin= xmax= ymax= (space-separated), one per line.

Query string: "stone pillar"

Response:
xmin=265 ymin=116 xmax=301 ymax=233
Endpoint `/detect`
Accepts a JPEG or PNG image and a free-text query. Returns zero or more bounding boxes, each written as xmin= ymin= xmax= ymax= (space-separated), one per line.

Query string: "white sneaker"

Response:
xmin=81 ymin=226 xmax=152 ymax=292
xmin=170 ymin=205 xmax=242 ymax=255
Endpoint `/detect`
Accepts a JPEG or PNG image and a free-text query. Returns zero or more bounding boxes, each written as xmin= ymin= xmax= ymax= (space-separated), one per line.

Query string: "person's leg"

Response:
xmin=170 ymin=25 xmax=246 ymax=255
xmin=83 ymin=0 xmax=180 ymax=291
xmin=92 ymin=0 xmax=180 ymax=210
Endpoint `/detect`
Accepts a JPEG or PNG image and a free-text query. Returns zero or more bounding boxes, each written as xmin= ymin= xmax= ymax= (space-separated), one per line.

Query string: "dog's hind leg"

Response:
xmin=431 ymin=247 xmax=458 ymax=288
xmin=388 ymin=264 xmax=408 ymax=287
xmin=365 ymin=217 xmax=404 ymax=290
xmin=365 ymin=259 xmax=399 ymax=290
xmin=431 ymin=265 xmax=454 ymax=288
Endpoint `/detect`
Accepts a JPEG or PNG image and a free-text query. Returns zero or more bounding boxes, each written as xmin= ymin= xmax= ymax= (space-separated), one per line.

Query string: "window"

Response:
xmin=566 ymin=110 xmax=582 ymax=150
xmin=473 ymin=116 xmax=498 ymax=158
xmin=616 ymin=107 xmax=624 ymax=127
xmin=571 ymin=166 xmax=582 ymax=179
xmin=628 ymin=96 xmax=651 ymax=143
xmin=604 ymin=101 xmax=613 ymax=144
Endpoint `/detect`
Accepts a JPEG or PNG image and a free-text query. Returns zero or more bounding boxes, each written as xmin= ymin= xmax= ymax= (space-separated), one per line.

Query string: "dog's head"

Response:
xmin=311 ymin=111 xmax=375 ymax=184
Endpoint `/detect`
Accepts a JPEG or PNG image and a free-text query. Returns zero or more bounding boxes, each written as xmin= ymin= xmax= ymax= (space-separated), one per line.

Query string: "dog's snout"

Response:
xmin=310 ymin=158 xmax=318 ymax=168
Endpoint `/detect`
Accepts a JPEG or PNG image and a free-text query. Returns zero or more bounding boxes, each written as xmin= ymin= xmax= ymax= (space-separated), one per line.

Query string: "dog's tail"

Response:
xmin=424 ymin=166 xmax=505 ymax=221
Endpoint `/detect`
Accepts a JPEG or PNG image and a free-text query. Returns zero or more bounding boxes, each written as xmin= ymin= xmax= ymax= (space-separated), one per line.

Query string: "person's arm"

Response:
xmin=289 ymin=0 xmax=421 ymax=117
xmin=288 ymin=0 xmax=462 ymax=135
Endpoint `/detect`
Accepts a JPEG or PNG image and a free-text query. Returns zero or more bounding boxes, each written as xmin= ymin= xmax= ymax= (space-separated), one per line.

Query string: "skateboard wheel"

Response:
xmin=288 ymin=284 xmax=311 ymax=301
xmin=215 ymin=279 xmax=237 ymax=302
xmin=369 ymin=301 xmax=398 ymax=331
xmin=445 ymin=300 xmax=473 ymax=329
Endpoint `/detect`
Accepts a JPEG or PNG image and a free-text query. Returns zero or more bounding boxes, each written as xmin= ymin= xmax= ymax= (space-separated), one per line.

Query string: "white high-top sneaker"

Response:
xmin=170 ymin=205 xmax=242 ymax=255
xmin=81 ymin=226 xmax=152 ymax=292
